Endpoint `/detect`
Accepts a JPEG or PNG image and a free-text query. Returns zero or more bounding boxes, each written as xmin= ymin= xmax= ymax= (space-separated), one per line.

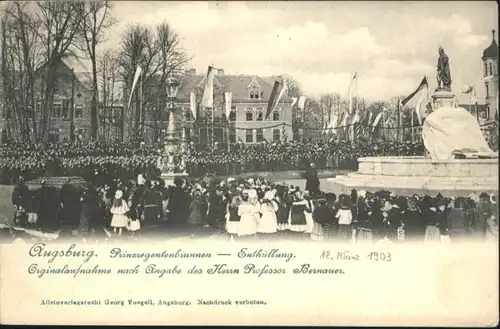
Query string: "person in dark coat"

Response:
xmin=79 ymin=183 xmax=100 ymax=241
xmin=59 ymin=181 xmax=82 ymax=229
xmin=207 ymin=188 xmax=226 ymax=233
xmin=403 ymin=197 xmax=425 ymax=242
xmin=12 ymin=176 xmax=30 ymax=226
xmin=448 ymin=197 xmax=469 ymax=242
xmin=304 ymin=163 xmax=320 ymax=195
xmin=436 ymin=198 xmax=450 ymax=237
xmin=37 ymin=180 xmax=59 ymax=231
xmin=167 ymin=178 xmax=189 ymax=230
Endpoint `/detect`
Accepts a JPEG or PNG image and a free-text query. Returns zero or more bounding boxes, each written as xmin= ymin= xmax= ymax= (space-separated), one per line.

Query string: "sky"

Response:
xmin=93 ymin=1 xmax=498 ymax=104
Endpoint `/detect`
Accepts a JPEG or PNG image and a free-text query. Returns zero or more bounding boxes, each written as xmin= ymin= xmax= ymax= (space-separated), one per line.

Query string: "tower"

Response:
xmin=482 ymin=29 xmax=499 ymax=122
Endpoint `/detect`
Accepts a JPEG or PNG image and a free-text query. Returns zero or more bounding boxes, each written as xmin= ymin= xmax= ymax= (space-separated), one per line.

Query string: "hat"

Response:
xmin=248 ymin=189 xmax=258 ymax=199
xmin=437 ymin=198 xmax=449 ymax=207
xmin=358 ymin=190 xmax=367 ymax=198
xmin=137 ymin=174 xmax=146 ymax=185
xmin=490 ymin=194 xmax=497 ymax=205
xmin=389 ymin=192 xmax=396 ymax=198
xmin=479 ymin=192 xmax=490 ymax=199
xmin=115 ymin=190 xmax=123 ymax=199
xmin=381 ymin=201 xmax=392 ymax=212
xmin=227 ymin=177 xmax=235 ymax=183
xmin=263 ymin=191 xmax=274 ymax=200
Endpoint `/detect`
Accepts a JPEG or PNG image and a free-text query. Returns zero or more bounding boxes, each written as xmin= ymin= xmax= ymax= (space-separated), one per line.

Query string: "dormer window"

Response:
xmin=247 ymin=76 xmax=261 ymax=100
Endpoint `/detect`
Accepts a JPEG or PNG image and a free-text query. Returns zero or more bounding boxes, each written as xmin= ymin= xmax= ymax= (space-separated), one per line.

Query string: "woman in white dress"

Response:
xmin=258 ymin=190 xmax=279 ymax=239
xmin=237 ymin=190 xmax=260 ymax=238
xmin=110 ymin=190 xmax=129 ymax=237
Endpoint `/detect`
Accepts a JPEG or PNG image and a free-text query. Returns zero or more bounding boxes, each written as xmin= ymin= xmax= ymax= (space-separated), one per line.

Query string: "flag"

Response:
xmin=224 ymin=92 xmax=232 ymax=118
xmin=461 ymin=85 xmax=474 ymax=94
xmin=127 ymin=66 xmax=142 ymax=110
xmin=348 ymin=72 xmax=357 ymax=114
xmin=291 ymin=97 xmax=298 ymax=108
xmin=415 ymin=93 xmax=427 ymax=125
xmin=371 ymin=108 xmax=386 ymax=132
xmin=401 ymin=76 xmax=428 ymax=106
xmin=190 ymin=92 xmax=197 ymax=120
xmin=201 ymin=66 xmax=214 ymax=108
xmin=265 ymin=81 xmax=281 ymax=119
xmin=297 ymin=95 xmax=307 ymax=110
xmin=275 ymin=78 xmax=288 ymax=108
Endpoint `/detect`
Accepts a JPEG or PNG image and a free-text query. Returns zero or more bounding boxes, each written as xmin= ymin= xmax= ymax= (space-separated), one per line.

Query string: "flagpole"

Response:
xmin=410 ymin=107 xmax=414 ymax=143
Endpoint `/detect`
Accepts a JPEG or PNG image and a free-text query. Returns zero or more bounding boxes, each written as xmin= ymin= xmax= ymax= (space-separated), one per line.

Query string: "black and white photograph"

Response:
xmin=0 ymin=1 xmax=498 ymax=326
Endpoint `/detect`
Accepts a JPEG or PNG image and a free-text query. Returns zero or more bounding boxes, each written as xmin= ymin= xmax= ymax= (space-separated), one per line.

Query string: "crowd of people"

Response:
xmin=2 ymin=170 xmax=498 ymax=244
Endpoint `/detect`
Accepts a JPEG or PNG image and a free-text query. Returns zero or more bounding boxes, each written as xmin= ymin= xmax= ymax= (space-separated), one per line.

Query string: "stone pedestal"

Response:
xmin=432 ymin=89 xmax=457 ymax=109
xmin=328 ymin=156 xmax=498 ymax=197
xmin=161 ymin=172 xmax=189 ymax=187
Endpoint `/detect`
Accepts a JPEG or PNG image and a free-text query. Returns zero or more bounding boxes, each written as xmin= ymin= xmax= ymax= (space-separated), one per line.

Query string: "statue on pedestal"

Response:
xmin=436 ymin=46 xmax=452 ymax=91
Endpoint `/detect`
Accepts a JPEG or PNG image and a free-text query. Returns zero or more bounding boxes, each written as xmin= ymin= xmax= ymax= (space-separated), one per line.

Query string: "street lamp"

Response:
xmin=162 ymin=76 xmax=180 ymax=174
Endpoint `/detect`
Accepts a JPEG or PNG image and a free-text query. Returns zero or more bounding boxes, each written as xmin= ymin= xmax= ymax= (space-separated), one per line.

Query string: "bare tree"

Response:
xmin=117 ymin=21 xmax=191 ymax=141
xmin=75 ymin=0 xmax=116 ymax=140
xmin=1 ymin=2 xmax=44 ymax=142
xmin=36 ymin=1 xmax=87 ymax=141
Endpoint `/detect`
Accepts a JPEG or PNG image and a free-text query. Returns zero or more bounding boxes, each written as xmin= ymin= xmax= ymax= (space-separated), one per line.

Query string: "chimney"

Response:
xmin=217 ymin=69 xmax=224 ymax=75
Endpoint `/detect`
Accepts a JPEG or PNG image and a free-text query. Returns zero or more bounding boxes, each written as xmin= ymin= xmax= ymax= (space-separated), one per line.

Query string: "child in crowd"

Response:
xmin=110 ymin=190 xmax=129 ymax=237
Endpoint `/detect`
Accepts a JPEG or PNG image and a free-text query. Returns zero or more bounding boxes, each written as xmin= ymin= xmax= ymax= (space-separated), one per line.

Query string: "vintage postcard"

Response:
xmin=0 ymin=0 xmax=498 ymax=326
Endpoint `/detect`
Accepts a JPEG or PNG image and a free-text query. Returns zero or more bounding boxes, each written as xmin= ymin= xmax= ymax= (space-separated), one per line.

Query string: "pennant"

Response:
xmin=401 ymin=76 xmax=428 ymax=106
xmin=201 ymin=66 xmax=214 ymax=108
xmin=265 ymin=81 xmax=281 ymax=119
xmin=348 ymin=72 xmax=357 ymax=114
xmin=275 ymin=78 xmax=288 ymax=108
xmin=461 ymin=85 xmax=475 ymax=94
xmin=297 ymin=95 xmax=307 ymax=110
xmin=190 ymin=92 xmax=197 ymax=120
xmin=371 ymin=109 xmax=385 ymax=132
xmin=127 ymin=66 xmax=142 ymax=110
xmin=225 ymin=92 xmax=232 ymax=118
xmin=414 ymin=89 xmax=431 ymax=125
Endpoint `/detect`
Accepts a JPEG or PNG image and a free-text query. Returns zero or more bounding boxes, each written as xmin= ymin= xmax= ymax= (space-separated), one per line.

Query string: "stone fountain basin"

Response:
xmin=357 ymin=156 xmax=498 ymax=178
xmin=328 ymin=156 xmax=498 ymax=195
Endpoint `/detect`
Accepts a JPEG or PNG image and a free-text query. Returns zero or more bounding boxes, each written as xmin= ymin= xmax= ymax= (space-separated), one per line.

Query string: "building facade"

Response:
xmin=138 ymin=70 xmax=294 ymax=145
xmin=482 ymin=29 xmax=499 ymax=122
xmin=0 ymin=59 xmax=93 ymax=143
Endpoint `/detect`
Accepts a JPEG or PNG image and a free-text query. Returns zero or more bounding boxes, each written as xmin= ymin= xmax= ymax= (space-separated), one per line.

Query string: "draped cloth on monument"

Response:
xmin=422 ymin=106 xmax=493 ymax=160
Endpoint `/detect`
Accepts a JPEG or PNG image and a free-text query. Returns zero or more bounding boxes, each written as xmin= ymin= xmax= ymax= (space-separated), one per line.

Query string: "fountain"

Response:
xmin=328 ymin=48 xmax=498 ymax=196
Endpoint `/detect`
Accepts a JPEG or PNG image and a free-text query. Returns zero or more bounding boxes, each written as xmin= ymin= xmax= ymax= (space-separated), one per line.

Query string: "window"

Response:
xmin=273 ymin=128 xmax=281 ymax=141
xmin=185 ymin=108 xmax=191 ymax=121
xmin=51 ymin=102 xmax=63 ymax=118
xmin=246 ymin=109 xmax=253 ymax=121
xmin=185 ymin=128 xmax=191 ymax=139
xmin=75 ymin=105 xmax=83 ymax=118
xmin=256 ymin=108 xmax=263 ymax=121
xmin=245 ymin=129 xmax=253 ymax=143
xmin=260 ymin=91 xmax=263 ymax=98
xmin=250 ymin=91 xmax=255 ymax=99
xmin=229 ymin=110 xmax=236 ymax=121
xmin=489 ymin=62 xmax=493 ymax=76
xmin=48 ymin=129 xmax=60 ymax=143
xmin=62 ymin=99 xmax=70 ymax=119
xmin=273 ymin=110 xmax=280 ymax=121
xmin=229 ymin=128 xmax=236 ymax=143
xmin=486 ymin=83 xmax=489 ymax=98
xmin=485 ymin=63 xmax=488 ymax=77
xmin=256 ymin=128 xmax=264 ymax=142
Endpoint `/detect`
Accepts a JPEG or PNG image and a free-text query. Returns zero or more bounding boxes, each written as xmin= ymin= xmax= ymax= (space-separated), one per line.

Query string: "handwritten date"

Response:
xmin=320 ymin=250 xmax=392 ymax=262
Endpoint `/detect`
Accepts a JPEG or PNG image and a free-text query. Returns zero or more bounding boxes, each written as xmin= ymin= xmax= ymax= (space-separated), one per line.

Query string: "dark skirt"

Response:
xmin=322 ymin=223 xmax=337 ymax=240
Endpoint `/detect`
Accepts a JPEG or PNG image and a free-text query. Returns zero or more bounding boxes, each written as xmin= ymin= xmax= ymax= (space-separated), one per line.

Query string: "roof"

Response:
xmin=175 ymin=74 xmax=293 ymax=103
xmin=482 ymin=30 xmax=498 ymax=59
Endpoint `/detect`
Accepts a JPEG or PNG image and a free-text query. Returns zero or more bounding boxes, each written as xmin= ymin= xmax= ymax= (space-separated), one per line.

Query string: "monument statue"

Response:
xmin=436 ymin=46 xmax=452 ymax=91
